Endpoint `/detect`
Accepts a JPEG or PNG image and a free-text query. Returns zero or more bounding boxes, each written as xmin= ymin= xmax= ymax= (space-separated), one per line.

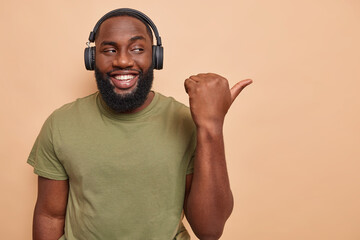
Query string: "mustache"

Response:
xmin=106 ymin=68 xmax=142 ymax=75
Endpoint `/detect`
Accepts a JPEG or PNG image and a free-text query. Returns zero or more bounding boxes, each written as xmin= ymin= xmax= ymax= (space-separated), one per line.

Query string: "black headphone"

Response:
xmin=84 ymin=8 xmax=164 ymax=71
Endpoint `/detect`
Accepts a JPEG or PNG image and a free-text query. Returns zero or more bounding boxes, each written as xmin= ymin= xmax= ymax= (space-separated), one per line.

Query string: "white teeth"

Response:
xmin=114 ymin=75 xmax=135 ymax=81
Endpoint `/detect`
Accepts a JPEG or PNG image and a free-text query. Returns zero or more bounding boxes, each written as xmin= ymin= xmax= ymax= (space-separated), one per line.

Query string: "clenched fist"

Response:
xmin=184 ymin=73 xmax=252 ymax=130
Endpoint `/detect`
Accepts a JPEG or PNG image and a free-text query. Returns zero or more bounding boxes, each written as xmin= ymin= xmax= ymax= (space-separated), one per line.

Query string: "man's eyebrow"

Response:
xmin=129 ymin=35 xmax=146 ymax=42
xmin=100 ymin=36 xmax=146 ymax=46
xmin=100 ymin=41 xmax=117 ymax=47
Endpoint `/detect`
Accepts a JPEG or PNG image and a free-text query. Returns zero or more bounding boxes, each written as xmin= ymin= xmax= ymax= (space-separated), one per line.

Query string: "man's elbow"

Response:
xmin=194 ymin=227 xmax=224 ymax=240
xmin=186 ymin=196 xmax=233 ymax=239
xmin=189 ymin=217 xmax=227 ymax=240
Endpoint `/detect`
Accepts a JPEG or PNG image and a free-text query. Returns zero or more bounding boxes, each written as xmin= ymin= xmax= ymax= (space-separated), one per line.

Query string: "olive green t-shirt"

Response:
xmin=27 ymin=92 xmax=196 ymax=240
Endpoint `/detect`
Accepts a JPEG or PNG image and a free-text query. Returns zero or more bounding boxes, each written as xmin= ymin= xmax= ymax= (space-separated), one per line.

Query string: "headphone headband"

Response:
xmin=88 ymin=8 xmax=162 ymax=46
xmin=84 ymin=8 xmax=164 ymax=70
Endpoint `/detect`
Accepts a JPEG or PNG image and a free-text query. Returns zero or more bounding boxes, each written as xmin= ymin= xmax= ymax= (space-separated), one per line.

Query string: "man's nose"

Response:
xmin=112 ymin=50 xmax=134 ymax=68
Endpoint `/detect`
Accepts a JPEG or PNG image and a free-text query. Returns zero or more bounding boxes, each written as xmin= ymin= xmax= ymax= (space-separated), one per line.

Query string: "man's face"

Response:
xmin=94 ymin=16 xmax=154 ymax=113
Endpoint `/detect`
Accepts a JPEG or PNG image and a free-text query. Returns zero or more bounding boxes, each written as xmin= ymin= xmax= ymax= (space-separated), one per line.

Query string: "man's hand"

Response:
xmin=184 ymin=73 xmax=252 ymax=129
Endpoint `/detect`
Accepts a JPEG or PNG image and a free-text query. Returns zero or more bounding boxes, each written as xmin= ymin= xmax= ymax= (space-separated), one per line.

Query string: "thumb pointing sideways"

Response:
xmin=230 ymin=79 xmax=253 ymax=103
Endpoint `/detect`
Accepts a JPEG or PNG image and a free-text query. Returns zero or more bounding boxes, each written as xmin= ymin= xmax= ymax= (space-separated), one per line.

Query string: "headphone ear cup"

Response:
xmin=84 ymin=46 xmax=96 ymax=70
xmin=152 ymin=45 xmax=163 ymax=70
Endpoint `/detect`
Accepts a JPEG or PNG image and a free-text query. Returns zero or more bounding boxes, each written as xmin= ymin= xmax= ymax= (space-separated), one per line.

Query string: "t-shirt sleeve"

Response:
xmin=27 ymin=114 xmax=68 ymax=180
xmin=186 ymin=130 xmax=196 ymax=175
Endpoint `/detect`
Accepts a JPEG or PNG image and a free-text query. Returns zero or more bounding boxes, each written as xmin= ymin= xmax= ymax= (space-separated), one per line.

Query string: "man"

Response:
xmin=28 ymin=8 xmax=252 ymax=240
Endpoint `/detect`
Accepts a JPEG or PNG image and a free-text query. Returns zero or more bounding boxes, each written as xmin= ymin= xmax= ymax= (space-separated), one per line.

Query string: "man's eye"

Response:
xmin=103 ymin=49 xmax=116 ymax=53
xmin=132 ymin=48 xmax=144 ymax=53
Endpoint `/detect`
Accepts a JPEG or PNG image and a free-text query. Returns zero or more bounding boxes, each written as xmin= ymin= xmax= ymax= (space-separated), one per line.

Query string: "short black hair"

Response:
xmin=94 ymin=12 xmax=154 ymax=43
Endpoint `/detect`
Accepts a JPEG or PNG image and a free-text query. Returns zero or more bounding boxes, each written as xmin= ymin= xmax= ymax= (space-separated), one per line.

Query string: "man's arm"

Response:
xmin=33 ymin=176 xmax=69 ymax=240
xmin=184 ymin=73 xmax=252 ymax=240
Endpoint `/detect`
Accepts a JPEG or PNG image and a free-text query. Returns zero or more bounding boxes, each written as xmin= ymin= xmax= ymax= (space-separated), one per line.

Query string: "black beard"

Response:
xmin=95 ymin=66 xmax=154 ymax=113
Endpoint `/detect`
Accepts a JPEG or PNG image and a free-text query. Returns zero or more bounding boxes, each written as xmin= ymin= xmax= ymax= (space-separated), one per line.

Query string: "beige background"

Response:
xmin=1 ymin=0 xmax=359 ymax=239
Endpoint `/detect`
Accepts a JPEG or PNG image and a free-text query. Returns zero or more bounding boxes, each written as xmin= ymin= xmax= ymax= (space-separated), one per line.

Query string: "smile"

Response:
xmin=114 ymin=75 xmax=136 ymax=81
xmin=110 ymin=74 xmax=139 ymax=90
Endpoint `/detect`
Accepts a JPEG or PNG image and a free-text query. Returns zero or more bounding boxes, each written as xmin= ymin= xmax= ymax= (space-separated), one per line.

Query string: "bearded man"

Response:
xmin=28 ymin=8 xmax=252 ymax=240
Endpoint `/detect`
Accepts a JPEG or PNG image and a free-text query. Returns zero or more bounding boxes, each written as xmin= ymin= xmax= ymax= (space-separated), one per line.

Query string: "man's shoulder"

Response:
xmin=156 ymin=92 xmax=189 ymax=112
xmin=155 ymin=92 xmax=194 ymax=128
xmin=51 ymin=92 xmax=99 ymax=120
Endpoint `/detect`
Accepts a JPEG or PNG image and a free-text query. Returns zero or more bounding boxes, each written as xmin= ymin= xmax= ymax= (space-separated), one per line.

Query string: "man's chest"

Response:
xmin=53 ymin=119 xmax=192 ymax=188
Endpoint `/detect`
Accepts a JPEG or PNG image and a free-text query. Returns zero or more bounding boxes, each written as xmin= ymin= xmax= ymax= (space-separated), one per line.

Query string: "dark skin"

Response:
xmin=32 ymin=16 xmax=252 ymax=240
xmin=33 ymin=177 xmax=68 ymax=239
xmin=184 ymin=74 xmax=252 ymax=239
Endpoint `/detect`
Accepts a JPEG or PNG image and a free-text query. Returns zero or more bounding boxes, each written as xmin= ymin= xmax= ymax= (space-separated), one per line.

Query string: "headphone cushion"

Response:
xmin=152 ymin=45 xmax=163 ymax=70
xmin=84 ymin=47 xmax=96 ymax=70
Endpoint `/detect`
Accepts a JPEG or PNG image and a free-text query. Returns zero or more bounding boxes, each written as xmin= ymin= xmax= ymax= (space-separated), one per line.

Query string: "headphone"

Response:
xmin=84 ymin=8 xmax=164 ymax=71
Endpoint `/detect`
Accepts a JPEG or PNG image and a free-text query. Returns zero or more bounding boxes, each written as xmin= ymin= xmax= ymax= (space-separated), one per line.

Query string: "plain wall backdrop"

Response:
xmin=1 ymin=0 xmax=359 ymax=239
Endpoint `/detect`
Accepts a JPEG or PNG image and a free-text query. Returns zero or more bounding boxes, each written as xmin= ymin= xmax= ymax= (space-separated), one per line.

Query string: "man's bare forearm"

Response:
xmin=185 ymin=126 xmax=234 ymax=239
